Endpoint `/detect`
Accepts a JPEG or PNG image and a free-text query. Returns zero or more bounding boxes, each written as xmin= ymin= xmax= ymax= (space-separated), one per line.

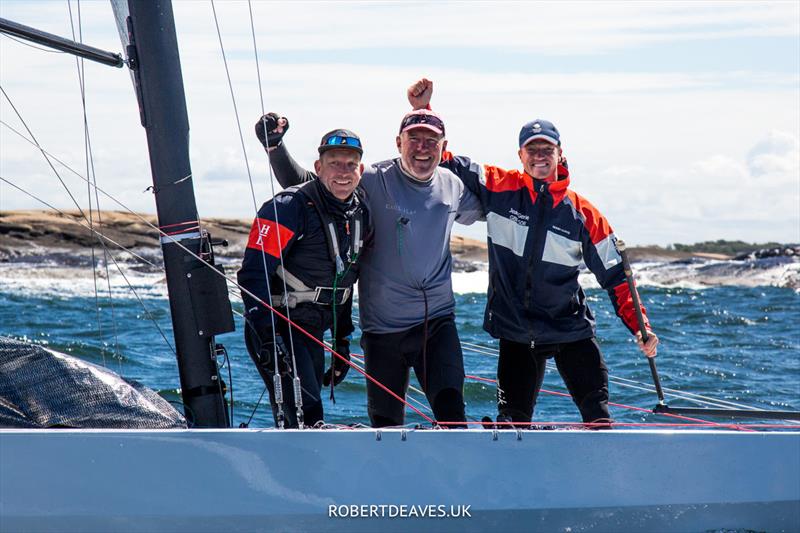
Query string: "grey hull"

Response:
xmin=1 ymin=428 xmax=798 ymax=532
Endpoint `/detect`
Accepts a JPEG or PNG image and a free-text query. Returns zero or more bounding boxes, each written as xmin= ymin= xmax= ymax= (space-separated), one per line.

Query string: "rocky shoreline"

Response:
xmin=1 ymin=210 xmax=798 ymax=288
xmin=0 ymin=210 xmax=491 ymax=270
xmin=0 ymin=209 xmax=701 ymax=264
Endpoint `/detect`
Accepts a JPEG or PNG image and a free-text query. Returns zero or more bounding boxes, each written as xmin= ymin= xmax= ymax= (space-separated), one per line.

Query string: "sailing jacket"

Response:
xmin=440 ymin=153 xmax=650 ymax=345
xmin=237 ymin=179 xmax=371 ymax=338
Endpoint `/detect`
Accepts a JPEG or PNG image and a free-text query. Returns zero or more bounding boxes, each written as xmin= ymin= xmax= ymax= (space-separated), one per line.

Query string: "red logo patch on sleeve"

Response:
xmin=246 ymin=218 xmax=295 ymax=257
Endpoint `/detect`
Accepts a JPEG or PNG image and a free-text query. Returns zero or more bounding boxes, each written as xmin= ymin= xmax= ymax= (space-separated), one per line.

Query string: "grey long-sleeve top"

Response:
xmin=268 ymin=144 xmax=484 ymax=333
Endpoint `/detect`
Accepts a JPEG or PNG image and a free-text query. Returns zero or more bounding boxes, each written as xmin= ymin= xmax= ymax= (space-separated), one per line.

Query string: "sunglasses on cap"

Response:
xmin=324 ymin=135 xmax=362 ymax=149
xmin=399 ymin=113 xmax=445 ymax=135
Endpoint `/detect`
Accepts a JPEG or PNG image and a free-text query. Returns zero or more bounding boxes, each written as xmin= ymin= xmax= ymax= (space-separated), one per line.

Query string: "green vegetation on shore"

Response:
xmin=668 ymin=240 xmax=796 ymax=255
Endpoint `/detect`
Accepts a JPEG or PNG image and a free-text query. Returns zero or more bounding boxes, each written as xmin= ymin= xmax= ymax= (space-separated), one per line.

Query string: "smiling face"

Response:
xmin=313 ymin=148 xmax=364 ymax=200
xmin=518 ymin=140 xmax=561 ymax=181
xmin=396 ymin=127 xmax=447 ymax=181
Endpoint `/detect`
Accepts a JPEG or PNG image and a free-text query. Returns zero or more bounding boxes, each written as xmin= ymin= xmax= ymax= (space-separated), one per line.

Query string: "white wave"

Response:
xmin=0 ymin=263 xmax=169 ymax=300
xmin=452 ymin=270 xmax=490 ymax=295
xmin=3 ymin=256 xmax=797 ymax=302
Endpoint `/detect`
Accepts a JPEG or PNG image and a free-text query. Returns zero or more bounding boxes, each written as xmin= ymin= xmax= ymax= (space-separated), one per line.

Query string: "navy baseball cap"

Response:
xmin=318 ymin=129 xmax=363 ymax=156
xmin=519 ymin=120 xmax=560 ymax=148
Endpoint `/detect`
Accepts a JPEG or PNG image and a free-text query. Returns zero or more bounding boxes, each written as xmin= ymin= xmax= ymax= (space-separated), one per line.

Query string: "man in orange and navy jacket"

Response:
xmin=408 ymin=80 xmax=659 ymax=427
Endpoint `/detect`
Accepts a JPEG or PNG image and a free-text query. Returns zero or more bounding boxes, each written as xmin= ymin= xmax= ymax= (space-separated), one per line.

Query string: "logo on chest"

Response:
xmin=385 ymin=203 xmax=416 ymax=216
xmin=507 ymin=208 xmax=529 ymax=226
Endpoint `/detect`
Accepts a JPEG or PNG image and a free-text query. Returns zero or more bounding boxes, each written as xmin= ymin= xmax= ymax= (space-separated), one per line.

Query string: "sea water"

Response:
xmin=1 ymin=264 xmax=798 ymax=428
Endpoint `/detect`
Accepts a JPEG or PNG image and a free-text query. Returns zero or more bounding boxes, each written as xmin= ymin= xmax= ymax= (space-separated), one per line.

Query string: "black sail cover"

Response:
xmin=0 ymin=337 xmax=185 ymax=428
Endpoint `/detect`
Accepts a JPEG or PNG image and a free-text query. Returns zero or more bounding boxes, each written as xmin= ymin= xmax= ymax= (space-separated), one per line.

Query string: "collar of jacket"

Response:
xmin=525 ymin=164 xmax=570 ymax=207
xmin=316 ymin=179 xmax=356 ymax=220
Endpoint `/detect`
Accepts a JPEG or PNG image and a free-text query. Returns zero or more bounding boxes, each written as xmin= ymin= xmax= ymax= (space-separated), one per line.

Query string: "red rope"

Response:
xmin=434 ymin=420 xmax=772 ymax=430
xmin=335 ymin=360 xmax=786 ymax=431
xmin=158 ymin=219 xmax=200 ymax=230
xmin=251 ymin=298 xmax=435 ymax=424
xmin=463 ymin=373 xmax=740 ymax=429
xmin=162 ymin=226 xmax=201 ymax=236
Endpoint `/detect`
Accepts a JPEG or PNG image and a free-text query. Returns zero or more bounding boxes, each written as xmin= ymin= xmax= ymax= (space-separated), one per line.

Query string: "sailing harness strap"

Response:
xmin=271 ymin=180 xmax=363 ymax=309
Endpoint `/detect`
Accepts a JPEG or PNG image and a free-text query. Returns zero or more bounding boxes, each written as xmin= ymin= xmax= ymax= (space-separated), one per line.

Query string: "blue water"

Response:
xmin=3 ymin=286 xmax=799 ymax=428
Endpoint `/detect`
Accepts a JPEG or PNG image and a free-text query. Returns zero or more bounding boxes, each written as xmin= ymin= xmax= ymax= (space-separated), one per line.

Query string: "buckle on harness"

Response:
xmin=271 ymin=286 xmax=352 ymax=309
xmin=313 ymin=286 xmax=351 ymax=305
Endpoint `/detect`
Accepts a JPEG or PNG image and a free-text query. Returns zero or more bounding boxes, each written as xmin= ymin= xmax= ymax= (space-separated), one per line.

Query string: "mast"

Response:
xmin=113 ymin=0 xmax=234 ymax=427
xmin=2 ymin=1 xmax=234 ymax=428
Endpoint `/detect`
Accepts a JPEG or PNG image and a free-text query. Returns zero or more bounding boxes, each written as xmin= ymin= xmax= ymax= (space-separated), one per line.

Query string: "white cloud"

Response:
xmin=178 ymin=1 xmax=800 ymax=55
xmin=690 ymin=155 xmax=748 ymax=183
xmin=746 ymin=130 xmax=800 ymax=180
xmin=1 ymin=1 xmax=798 ymax=245
xmin=584 ymin=132 xmax=800 ymax=245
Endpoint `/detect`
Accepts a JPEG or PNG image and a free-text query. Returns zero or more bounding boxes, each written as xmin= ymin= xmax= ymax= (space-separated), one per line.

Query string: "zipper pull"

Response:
xmin=530 ymin=340 xmax=535 ymax=350
xmin=345 ymin=221 xmax=350 ymax=235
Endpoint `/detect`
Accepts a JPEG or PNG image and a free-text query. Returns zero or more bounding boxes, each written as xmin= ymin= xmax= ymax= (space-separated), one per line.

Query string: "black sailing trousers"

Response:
xmin=497 ymin=336 xmax=610 ymax=425
xmin=362 ymin=314 xmax=466 ymax=428
xmin=244 ymin=317 xmax=325 ymax=429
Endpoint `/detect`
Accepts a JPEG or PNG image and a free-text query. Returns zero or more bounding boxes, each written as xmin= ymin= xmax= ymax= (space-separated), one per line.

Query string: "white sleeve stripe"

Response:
xmin=595 ymin=234 xmax=621 ymax=269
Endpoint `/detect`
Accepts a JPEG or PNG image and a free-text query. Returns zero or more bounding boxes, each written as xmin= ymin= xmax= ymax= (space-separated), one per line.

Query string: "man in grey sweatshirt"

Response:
xmin=255 ymin=107 xmax=483 ymax=428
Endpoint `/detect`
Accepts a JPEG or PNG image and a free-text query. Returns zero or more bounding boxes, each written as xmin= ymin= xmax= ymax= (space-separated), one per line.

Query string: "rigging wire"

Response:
xmin=0 ymin=122 xmax=177 ymax=274
xmin=0 ymin=176 xmax=177 ymax=357
xmin=242 ymin=0 xmax=304 ymax=423
xmin=366 ymin=315 xmax=774 ymax=414
xmin=8 ymin=2 xmax=422 ymax=429
xmin=0 ymin=87 xmax=176 ymax=364
xmin=2 ymin=92 xmax=783 ymax=428
xmin=1 ymin=119 xmax=253 ymax=363
xmin=0 ymin=28 xmax=723 ymax=432
xmin=5 ymin=158 xmax=793 ymax=427
xmin=209 ymin=0 xmax=297 ymax=427
xmin=0 ymin=33 xmax=67 ymax=54
xmin=459 ymin=337 xmax=773 ymax=414
xmin=0 ymin=86 xmax=89 ymax=224
xmin=1 ymin=11 xmax=792 ymax=430
xmin=67 ymin=0 xmax=120 ymax=369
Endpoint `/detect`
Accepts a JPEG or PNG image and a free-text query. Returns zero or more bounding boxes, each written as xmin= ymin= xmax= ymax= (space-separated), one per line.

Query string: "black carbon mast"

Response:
xmin=1 ymin=2 xmax=236 ymax=428
xmin=112 ymin=0 xmax=234 ymax=427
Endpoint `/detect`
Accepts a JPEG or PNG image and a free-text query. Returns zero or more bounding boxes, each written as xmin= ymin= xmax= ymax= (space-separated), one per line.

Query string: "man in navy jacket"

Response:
xmin=409 ymin=79 xmax=659 ymax=427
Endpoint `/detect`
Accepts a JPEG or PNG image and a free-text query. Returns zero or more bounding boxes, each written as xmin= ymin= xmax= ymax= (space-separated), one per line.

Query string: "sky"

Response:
xmin=1 ymin=0 xmax=798 ymax=246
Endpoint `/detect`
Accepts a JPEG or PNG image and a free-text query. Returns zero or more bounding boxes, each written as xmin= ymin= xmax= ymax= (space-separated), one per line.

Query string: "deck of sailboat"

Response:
xmin=1 ymin=3 xmax=799 ymax=532
xmin=2 ymin=427 xmax=799 ymax=532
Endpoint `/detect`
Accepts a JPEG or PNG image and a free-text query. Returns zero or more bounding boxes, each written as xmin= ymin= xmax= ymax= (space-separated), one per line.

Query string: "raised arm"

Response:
xmin=255 ymin=113 xmax=316 ymax=187
xmin=270 ymin=144 xmax=316 ymax=187
xmin=408 ymin=78 xmax=433 ymax=110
